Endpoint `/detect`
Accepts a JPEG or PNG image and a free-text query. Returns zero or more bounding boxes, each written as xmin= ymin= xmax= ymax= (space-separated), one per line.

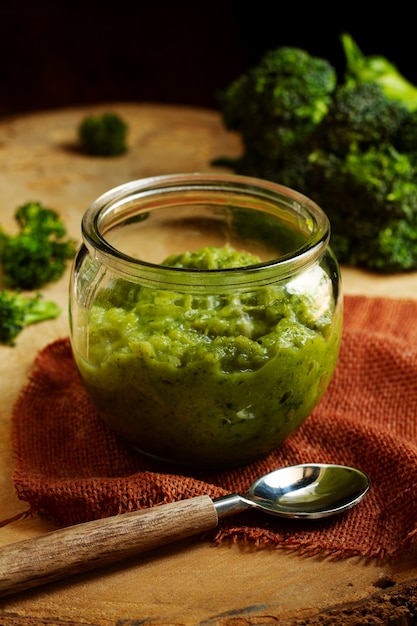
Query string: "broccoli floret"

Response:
xmin=315 ymin=82 xmax=409 ymax=155
xmin=79 ymin=112 xmax=128 ymax=156
xmin=341 ymin=33 xmax=417 ymax=111
xmin=218 ymin=47 xmax=336 ymax=175
xmin=307 ymin=146 xmax=417 ymax=272
xmin=0 ymin=201 xmax=76 ymax=290
xmin=0 ymin=290 xmax=61 ymax=345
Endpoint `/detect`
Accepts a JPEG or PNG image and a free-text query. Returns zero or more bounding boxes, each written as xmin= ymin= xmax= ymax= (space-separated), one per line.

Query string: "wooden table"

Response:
xmin=1 ymin=103 xmax=417 ymax=625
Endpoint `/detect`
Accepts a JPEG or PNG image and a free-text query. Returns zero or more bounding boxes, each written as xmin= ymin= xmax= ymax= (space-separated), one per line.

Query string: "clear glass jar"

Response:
xmin=69 ymin=173 xmax=342 ymax=469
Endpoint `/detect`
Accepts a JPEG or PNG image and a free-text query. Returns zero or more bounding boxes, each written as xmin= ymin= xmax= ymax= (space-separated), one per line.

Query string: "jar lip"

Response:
xmin=81 ymin=173 xmax=330 ymax=286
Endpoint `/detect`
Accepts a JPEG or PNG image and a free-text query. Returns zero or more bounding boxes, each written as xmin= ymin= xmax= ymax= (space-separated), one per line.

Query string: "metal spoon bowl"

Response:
xmin=214 ymin=463 xmax=370 ymax=520
xmin=0 ymin=463 xmax=370 ymax=598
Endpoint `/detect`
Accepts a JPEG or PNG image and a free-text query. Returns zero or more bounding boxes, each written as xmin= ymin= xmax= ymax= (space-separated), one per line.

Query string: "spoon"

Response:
xmin=214 ymin=463 xmax=370 ymax=519
xmin=0 ymin=463 xmax=369 ymax=598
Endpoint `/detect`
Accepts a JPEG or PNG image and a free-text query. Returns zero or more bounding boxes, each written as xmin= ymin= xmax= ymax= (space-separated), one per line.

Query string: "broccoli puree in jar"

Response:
xmin=74 ymin=245 xmax=342 ymax=467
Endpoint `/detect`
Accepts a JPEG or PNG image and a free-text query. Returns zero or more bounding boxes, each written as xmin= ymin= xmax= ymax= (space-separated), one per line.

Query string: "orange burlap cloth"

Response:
xmin=11 ymin=294 xmax=417 ymax=560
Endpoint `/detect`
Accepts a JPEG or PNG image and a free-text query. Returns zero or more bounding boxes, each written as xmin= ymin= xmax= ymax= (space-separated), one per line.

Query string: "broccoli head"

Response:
xmin=216 ymin=35 xmax=417 ymax=273
xmin=79 ymin=112 xmax=128 ymax=156
xmin=0 ymin=290 xmax=61 ymax=345
xmin=218 ymin=46 xmax=336 ymax=171
xmin=0 ymin=201 xmax=77 ymax=290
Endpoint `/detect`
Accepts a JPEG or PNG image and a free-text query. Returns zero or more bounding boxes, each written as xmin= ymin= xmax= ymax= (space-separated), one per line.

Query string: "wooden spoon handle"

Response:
xmin=0 ymin=495 xmax=218 ymax=598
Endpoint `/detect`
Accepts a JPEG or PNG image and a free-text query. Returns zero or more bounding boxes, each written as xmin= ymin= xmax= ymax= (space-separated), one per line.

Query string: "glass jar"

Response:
xmin=69 ymin=173 xmax=342 ymax=469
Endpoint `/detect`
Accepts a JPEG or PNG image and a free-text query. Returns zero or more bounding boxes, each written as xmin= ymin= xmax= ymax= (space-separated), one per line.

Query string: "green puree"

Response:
xmin=75 ymin=245 xmax=342 ymax=467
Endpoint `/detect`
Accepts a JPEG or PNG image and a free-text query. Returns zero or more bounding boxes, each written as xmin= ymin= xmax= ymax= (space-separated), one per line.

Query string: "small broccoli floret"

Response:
xmin=218 ymin=47 xmax=336 ymax=175
xmin=0 ymin=290 xmax=61 ymax=345
xmin=341 ymin=33 xmax=417 ymax=111
xmin=79 ymin=112 xmax=128 ymax=156
xmin=0 ymin=201 xmax=76 ymax=290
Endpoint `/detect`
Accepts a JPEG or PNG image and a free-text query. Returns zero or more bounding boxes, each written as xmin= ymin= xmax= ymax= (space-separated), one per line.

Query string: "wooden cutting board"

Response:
xmin=1 ymin=103 xmax=417 ymax=625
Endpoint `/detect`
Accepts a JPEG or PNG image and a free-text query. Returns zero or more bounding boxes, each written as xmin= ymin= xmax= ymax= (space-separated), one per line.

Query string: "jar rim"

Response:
xmin=81 ymin=173 xmax=330 ymax=287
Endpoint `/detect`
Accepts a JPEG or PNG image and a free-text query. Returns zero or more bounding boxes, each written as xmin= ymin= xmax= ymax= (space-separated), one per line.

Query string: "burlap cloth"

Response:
xmin=10 ymin=294 xmax=417 ymax=560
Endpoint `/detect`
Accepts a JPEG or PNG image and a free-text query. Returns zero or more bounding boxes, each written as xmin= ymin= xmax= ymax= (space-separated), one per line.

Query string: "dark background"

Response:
xmin=0 ymin=2 xmax=414 ymax=119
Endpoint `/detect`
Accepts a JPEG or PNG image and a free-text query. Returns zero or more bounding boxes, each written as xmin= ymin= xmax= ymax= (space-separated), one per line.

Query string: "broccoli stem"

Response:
xmin=23 ymin=298 xmax=61 ymax=326
xmin=341 ymin=33 xmax=417 ymax=111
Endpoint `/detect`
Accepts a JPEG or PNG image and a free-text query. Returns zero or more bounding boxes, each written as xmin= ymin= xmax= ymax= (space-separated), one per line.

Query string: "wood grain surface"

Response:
xmin=1 ymin=103 xmax=417 ymax=625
